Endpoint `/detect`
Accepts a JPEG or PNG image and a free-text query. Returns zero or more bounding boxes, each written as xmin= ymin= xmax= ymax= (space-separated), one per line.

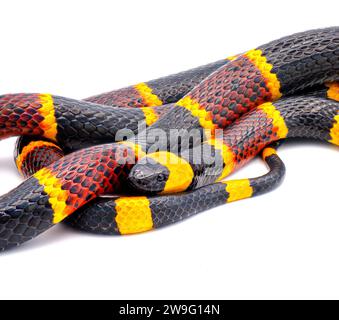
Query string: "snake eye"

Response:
xmin=157 ymin=173 xmax=166 ymax=182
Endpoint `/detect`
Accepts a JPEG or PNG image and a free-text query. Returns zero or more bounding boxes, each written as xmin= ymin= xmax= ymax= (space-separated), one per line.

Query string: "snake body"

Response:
xmin=129 ymin=88 xmax=339 ymax=193
xmin=13 ymin=58 xmax=230 ymax=166
xmin=0 ymin=27 xmax=338 ymax=250
xmin=66 ymin=145 xmax=285 ymax=235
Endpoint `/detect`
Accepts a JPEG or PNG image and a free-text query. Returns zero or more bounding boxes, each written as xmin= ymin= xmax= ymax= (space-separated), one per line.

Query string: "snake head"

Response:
xmin=128 ymin=151 xmax=194 ymax=194
xmin=128 ymin=156 xmax=170 ymax=193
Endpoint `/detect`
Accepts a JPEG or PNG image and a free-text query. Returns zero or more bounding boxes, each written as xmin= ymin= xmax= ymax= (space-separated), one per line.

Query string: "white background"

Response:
xmin=0 ymin=0 xmax=338 ymax=300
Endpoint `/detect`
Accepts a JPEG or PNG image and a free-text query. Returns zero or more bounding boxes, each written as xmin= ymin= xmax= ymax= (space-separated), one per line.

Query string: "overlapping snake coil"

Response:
xmin=0 ymin=27 xmax=337 ymax=251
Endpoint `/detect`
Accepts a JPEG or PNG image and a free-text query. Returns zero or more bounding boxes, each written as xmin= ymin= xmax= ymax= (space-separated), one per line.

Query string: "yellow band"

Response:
xmin=326 ymin=82 xmax=339 ymax=102
xmin=115 ymin=196 xmax=154 ymax=234
xmin=141 ymin=107 xmax=159 ymax=126
xmin=329 ymin=114 xmax=339 ymax=146
xmin=134 ymin=82 xmax=163 ymax=107
xmin=38 ymin=94 xmax=58 ymax=142
xmin=34 ymin=167 xmax=71 ymax=224
xmin=224 ymin=179 xmax=253 ymax=203
xmin=176 ymin=96 xmax=217 ymax=132
xmin=244 ymin=49 xmax=282 ymax=100
xmin=258 ymin=102 xmax=288 ymax=139
xmin=205 ymin=138 xmax=236 ymax=181
xmin=262 ymin=147 xmax=277 ymax=160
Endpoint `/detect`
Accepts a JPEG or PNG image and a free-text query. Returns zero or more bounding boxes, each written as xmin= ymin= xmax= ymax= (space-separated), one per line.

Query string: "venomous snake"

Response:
xmin=0 ymin=27 xmax=338 ymax=251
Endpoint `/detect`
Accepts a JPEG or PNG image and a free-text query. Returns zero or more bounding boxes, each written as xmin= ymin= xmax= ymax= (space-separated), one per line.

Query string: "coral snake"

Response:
xmin=0 ymin=27 xmax=337 ymax=251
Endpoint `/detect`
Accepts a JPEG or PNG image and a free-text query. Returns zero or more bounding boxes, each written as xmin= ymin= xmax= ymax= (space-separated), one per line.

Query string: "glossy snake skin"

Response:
xmin=65 ymin=145 xmax=285 ymax=235
xmin=14 ymin=59 xmax=230 ymax=177
xmin=129 ymin=89 xmax=339 ymax=193
xmin=0 ymin=27 xmax=338 ymax=251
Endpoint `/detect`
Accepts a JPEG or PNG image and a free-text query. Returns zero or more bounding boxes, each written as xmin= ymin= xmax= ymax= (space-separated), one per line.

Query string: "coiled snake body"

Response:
xmin=0 ymin=27 xmax=338 ymax=251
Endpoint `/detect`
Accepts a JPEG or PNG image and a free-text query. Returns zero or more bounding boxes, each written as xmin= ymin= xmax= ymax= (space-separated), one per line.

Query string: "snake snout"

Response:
xmin=132 ymin=168 xmax=147 ymax=181
xmin=128 ymin=168 xmax=150 ymax=188
xmin=127 ymin=158 xmax=170 ymax=193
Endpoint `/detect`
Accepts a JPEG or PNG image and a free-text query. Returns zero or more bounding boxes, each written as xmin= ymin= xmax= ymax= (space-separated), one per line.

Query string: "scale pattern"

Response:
xmin=0 ymin=27 xmax=337 ymax=251
xmin=0 ymin=94 xmax=172 ymax=153
xmin=85 ymin=60 xmax=227 ymax=106
xmin=0 ymin=179 xmax=54 ymax=250
xmin=129 ymin=93 xmax=339 ymax=193
xmin=65 ymin=147 xmax=285 ymax=235
xmin=16 ymin=140 xmax=64 ymax=177
xmin=0 ymin=142 xmax=141 ymax=250
xmin=259 ymin=27 xmax=339 ymax=93
xmin=13 ymin=59 xmax=231 ymax=167
xmin=10 ymin=27 xmax=339 ymax=160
